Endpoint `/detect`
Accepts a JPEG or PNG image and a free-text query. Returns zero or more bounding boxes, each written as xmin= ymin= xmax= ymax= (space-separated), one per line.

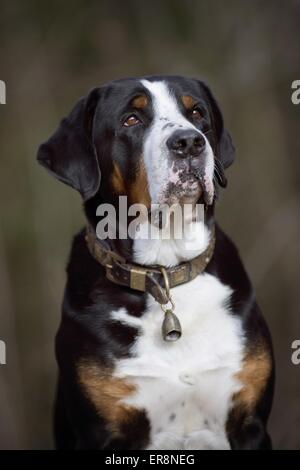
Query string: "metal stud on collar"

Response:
xmin=160 ymin=267 xmax=182 ymax=342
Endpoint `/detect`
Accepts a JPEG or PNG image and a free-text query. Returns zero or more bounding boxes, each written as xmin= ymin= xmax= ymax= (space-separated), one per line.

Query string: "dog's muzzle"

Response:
xmin=165 ymin=128 xmax=213 ymax=204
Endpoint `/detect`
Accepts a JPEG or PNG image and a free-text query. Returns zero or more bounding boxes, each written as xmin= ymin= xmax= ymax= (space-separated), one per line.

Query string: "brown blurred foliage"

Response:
xmin=0 ymin=0 xmax=300 ymax=449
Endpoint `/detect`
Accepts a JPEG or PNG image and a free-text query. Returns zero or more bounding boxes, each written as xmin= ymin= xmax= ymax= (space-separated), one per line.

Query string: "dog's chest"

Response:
xmin=111 ymin=274 xmax=245 ymax=449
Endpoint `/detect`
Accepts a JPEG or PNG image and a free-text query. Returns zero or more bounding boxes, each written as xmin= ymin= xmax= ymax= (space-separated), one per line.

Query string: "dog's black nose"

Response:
xmin=167 ymin=129 xmax=205 ymax=157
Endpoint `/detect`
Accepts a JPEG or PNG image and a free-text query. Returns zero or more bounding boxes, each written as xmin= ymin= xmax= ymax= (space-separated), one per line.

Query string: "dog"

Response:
xmin=37 ymin=75 xmax=274 ymax=450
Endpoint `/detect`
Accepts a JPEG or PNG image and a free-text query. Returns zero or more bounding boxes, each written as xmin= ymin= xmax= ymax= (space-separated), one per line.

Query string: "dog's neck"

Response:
xmin=132 ymin=211 xmax=214 ymax=268
xmin=85 ymin=196 xmax=215 ymax=268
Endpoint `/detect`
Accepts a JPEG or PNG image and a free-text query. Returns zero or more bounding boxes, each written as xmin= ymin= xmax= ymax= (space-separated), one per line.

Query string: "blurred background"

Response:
xmin=0 ymin=0 xmax=300 ymax=450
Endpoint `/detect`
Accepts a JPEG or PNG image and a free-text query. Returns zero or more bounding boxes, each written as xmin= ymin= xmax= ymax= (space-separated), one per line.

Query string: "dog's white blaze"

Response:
xmin=134 ymin=79 xmax=215 ymax=267
xmin=140 ymin=79 xmax=215 ymax=205
xmin=111 ymin=274 xmax=245 ymax=450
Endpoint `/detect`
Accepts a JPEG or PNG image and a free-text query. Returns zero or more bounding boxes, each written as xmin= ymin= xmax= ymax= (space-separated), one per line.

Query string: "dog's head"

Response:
xmin=38 ymin=76 xmax=235 ymax=210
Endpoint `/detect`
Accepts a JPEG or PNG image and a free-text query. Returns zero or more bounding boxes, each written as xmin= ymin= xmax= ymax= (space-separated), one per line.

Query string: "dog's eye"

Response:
xmin=191 ymin=108 xmax=202 ymax=120
xmin=123 ymin=114 xmax=141 ymax=127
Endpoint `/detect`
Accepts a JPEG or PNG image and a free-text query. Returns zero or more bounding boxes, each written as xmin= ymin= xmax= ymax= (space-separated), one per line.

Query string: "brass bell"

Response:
xmin=162 ymin=309 xmax=182 ymax=342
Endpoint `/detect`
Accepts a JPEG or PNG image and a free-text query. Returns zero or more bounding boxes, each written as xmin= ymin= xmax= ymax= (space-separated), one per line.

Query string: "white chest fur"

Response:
xmin=111 ymin=274 xmax=245 ymax=450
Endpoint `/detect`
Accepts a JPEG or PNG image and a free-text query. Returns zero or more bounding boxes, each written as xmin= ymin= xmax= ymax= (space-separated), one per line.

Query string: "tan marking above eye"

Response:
xmin=132 ymin=95 xmax=148 ymax=109
xmin=181 ymin=95 xmax=196 ymax=110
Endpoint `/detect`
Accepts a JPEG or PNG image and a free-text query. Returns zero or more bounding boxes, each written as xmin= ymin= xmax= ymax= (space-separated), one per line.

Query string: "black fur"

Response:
xmin=37 ymin=76 xmax=274 ymax=450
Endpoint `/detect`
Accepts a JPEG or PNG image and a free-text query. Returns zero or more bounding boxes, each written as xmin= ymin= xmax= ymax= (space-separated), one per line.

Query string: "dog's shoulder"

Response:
xmin=211 ymin=224 xmax=252 ymax=292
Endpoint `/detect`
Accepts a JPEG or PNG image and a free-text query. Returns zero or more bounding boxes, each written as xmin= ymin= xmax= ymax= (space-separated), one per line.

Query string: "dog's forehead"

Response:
xmin=140 ymin=76 xmax=202 ymax=97
xmin=102 ymin=76 xmax=204 ymax=107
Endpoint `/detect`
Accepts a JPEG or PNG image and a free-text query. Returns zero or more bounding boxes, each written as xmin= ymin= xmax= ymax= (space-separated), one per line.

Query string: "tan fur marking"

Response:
xmin=181 ymin=95 xmax=196 ymax=110
xmin=112 ymin=159 xmax=150 ymax=207
xmin=132 ymin=95 xmax=148 ymax=109
xmin=111 ymin=162 xmax=126 ymax=195
xmin=234 ymin=343 xmax=272 ymax=411
xmin=77 ymin=360 xmax=140 ymax=436
xmin=129 ymin=158 xmax=151 ymax=208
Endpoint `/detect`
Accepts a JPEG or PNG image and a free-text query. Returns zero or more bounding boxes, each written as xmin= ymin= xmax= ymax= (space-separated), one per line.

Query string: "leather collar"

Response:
xmin=85 ymin=224 xmax=215 ymax=305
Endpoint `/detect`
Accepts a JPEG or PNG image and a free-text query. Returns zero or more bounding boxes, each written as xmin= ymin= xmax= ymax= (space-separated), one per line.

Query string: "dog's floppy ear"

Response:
xmin=199 ymin=81 xmax=235 ymax=178
xmin=37 ymin=88 xmax=101 ymax=201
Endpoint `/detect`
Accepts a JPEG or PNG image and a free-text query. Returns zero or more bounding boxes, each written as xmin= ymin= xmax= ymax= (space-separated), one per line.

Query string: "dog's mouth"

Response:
xmin=191 ymin=169 xmax=214 ymax=206
xmin=169 ymin=170 xmax=214 ymax=206
xmin=159 ymin=155 xmax=215 ymax=206
xmin=146 ymin=170 xmax=214 ymax=228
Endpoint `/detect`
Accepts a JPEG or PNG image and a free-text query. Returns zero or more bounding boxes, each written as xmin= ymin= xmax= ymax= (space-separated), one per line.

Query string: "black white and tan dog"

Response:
xmin=37 ymin=75 xmax=274 ymax=450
